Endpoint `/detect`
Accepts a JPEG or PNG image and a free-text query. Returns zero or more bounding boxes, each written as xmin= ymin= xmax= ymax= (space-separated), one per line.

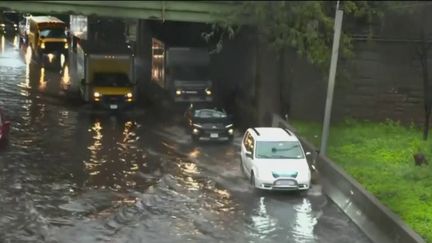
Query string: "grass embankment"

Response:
xmin=291 ymin=119 xmax=432 ymax=242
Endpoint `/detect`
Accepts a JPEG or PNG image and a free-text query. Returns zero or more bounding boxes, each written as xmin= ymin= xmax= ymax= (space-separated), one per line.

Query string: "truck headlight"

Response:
xmin=205 ymin=88 xmax=212 ymax=96
xmin=228 ymin=128 xmax=234 ymax=135
xmin=94 ymin=92 xmax=101 ymax=98
xmin=64 ymin=42 xmax=68 ymax=49
xmin=41 ymin=42 xmax=45 ymax=49
xmin=192 ymin=128 xmax=199 ymax=134
xmin=176 ymin=89 xmax=182 ymax=96
xmin=126 ymin=92 xmax=133 ymax=102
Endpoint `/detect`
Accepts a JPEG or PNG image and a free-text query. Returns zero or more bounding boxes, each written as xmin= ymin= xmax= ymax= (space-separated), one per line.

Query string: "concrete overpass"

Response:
xmin=0 ymin=1 xmax=240 ymax=23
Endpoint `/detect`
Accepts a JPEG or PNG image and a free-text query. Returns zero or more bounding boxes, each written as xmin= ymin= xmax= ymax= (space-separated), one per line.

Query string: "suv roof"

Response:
xmin=249 ymin=127 xmax=299 ymax=142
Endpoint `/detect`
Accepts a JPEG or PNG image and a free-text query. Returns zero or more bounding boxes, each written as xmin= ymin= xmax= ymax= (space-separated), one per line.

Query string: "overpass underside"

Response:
xmin=0 ymin=1 xmax=239 ymax=23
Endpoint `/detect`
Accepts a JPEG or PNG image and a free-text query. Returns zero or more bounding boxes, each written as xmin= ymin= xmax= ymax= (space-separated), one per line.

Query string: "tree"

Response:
xmin=203 ymin=1 xmax=384 ymax=120
xmin=414 ymin=9 xmax=432 ymax=140
xmin=381 ymin=2 xmax=432 ymax=140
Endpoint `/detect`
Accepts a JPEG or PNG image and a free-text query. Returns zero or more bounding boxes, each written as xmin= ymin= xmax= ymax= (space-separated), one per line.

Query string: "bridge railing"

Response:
xmin=0 ymin=1 xmax=242 ymax=23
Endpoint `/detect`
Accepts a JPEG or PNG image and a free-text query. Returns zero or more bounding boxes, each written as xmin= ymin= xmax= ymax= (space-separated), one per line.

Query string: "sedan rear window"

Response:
xmin=255 ymin=141 xmax=304 ymax=159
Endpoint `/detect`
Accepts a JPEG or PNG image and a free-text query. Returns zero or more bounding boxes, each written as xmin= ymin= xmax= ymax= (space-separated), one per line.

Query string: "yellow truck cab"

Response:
xmin=80 ymin=54 xmax=136 ymax=110
xmin=27 ymin=16 xmax=68 ymax=58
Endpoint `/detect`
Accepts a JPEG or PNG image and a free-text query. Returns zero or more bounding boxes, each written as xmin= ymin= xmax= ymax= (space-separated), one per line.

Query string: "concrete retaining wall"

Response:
xmin=271 ymin=114 xmax=426 ymax=243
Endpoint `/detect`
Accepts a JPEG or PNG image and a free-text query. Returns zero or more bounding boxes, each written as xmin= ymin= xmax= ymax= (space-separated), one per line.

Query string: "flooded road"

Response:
xmin=0 ymin=34 xmax=371 ymax=243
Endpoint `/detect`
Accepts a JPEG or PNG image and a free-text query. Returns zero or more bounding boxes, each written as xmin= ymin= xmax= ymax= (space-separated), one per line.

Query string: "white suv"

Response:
xmin=240 ymin=127 xmax=311 ymax=191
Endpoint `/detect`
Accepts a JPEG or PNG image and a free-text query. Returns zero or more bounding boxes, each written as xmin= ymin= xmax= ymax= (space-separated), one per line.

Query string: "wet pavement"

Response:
xmin=0 ymin=34 xmax=371 ymax=243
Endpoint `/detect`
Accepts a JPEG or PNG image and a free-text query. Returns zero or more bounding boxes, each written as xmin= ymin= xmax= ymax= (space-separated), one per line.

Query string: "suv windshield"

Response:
xmin=255 ymin=141 xmax=304 ymax=159
xmin=39 ymin=28 xmax=67 ymax=38
xmin=194 ymin=109 xmax=226 ymax=118
xmin=93 ymin=73 xmax=130 ymax=87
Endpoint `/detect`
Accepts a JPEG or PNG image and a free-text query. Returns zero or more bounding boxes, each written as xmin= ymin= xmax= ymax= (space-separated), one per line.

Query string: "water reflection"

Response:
xmin=178 ymin=160 xmax=200 ymax=191
xmin=83 ymin=115 xmax=149 ymax=191
xmin=250 ymin=197 xmax=279 ymax=239
xmin=292 ymin=199 xmax=318 ymax=242
xmin=39 ymin=67 xmax=46 ymax=91
xmin=1 ymin=35 xmax=4 ymax=53
xmin=12 ymin=35 xmax=18 ymax=49
xmin=60 ymin=65 xmax=71 ymax=90
xmin=18 ymin=46 xmax=34 ymax=92
xmin=245 ymin=195 xmax=320 ymax=242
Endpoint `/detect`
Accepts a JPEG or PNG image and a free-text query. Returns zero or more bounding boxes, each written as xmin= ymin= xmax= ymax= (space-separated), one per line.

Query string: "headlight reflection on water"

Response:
xmin=250 ymin=197 xmax=278 ymax=239
xmin=38 ymin=67 xmax=46 ymax=91
xmin=84 ymin=118 xmax=145 ymax=191
xmin=292 ymin=199 xmax=317 ymax=242
xmin=1 ymin=35 xmax=4 ymax=53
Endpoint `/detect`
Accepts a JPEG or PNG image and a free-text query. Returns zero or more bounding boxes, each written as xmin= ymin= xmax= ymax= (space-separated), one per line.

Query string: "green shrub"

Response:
xmin=291 ymin=118 xmax=432 ymax=242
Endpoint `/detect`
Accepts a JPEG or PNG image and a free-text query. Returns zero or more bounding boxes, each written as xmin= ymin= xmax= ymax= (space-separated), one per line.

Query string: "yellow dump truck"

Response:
xmin=80 ymin=54 xmax=136 ymax=110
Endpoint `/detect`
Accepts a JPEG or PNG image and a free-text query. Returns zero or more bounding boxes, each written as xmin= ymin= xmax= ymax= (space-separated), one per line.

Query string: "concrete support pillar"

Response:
xmin=256 ymin=43 xmax=281 ymax=127
xmin=135 ymin=20 xmax=153 ymax=100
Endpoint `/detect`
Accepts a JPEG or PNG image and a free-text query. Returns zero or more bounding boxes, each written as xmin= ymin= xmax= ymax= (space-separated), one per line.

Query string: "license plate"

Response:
xmin=276 ymin=180 xmax=296 ymax=186
xmin=210 ymin=133 xmax=219 ymax=138
xmin=110 ymin=104 xmax=118 ymax=109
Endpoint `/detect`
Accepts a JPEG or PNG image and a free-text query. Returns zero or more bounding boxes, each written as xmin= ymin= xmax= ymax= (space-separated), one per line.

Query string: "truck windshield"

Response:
xmin=39 ymin=28 xmax=67 ymax=38
xmin=171 ymin=66 xmax=209 ymax=80
xmin=93 ymin=73 xmax=130 ymax=87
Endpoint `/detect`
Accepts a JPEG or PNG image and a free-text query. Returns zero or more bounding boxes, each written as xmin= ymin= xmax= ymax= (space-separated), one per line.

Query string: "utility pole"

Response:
xmin=320 ymin=2 xmax=344 ymax=156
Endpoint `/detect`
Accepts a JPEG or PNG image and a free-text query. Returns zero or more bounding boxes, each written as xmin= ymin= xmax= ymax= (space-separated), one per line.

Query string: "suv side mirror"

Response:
xmin=245 ymin=151 xmax=253 ymax=158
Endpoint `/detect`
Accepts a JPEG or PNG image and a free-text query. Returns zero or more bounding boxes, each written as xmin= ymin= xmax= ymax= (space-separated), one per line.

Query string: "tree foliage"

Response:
xmin=204 ymin=1 xmax=385 ymax=71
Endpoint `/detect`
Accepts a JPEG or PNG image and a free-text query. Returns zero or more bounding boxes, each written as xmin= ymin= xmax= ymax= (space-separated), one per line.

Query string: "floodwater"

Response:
xmin=0 ymin=34 xmax=371 ymax=243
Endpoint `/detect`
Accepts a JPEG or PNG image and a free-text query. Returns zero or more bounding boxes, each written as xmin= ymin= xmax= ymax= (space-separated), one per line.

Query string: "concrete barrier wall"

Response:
xmin=271 ymin=114 xmax=425 ymax=243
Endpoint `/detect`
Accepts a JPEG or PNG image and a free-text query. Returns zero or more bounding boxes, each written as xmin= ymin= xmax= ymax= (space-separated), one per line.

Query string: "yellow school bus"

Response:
xmin=27 ymin=16 xmax=68 ymax=58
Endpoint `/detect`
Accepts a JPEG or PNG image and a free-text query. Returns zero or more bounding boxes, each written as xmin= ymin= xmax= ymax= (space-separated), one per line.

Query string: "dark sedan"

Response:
xmin=0 ymin=12 xmax=19 ymax=36
xmin=184 ymin=104 xmax=234 ymax=143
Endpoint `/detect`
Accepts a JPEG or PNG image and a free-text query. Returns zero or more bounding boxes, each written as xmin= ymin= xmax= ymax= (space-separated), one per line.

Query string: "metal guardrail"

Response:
xmin=271 ymin=114 xmax=426 ymax=243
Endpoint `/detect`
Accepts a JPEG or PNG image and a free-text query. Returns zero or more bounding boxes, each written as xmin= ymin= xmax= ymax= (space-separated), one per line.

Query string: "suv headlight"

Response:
xmin=41 ymin=42 xmax=45 ymax=49
xmin=93 ymin=92 xmax=101 ymax=98
xmin=176 ymin=89 xmax=182 ymax=96
xmin=64 ymin=42 xmax=68 ymax=49
xmin=205 ymin=88 xmax=212 ymax=96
